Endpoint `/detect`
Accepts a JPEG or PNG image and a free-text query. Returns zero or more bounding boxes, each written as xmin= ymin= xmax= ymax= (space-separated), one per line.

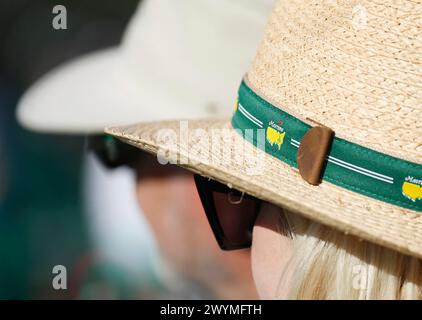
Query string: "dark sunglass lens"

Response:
xmin=194 ymin=174 xmax=261 ymax=250
xmin=211 ymin=189 xmax=260 ymax=248
xmin=88 ymin=135 xmax=140 ymax=168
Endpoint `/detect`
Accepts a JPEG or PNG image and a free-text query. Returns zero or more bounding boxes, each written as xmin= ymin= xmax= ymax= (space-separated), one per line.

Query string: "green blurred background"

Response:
xmin=0 ymin=0 xmax=142 ymax=299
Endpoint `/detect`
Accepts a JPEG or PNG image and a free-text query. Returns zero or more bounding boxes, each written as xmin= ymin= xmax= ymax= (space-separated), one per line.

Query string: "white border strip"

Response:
xmin=238 ymin=104 xmax=263 ymax=125
xmin=291 ymin=138 xmax=300 ymax=146
xmin=238 ymin=104 xmax=263 ymax=128
xmin=290 ymin=138 xmax=394 ymax=184
xmin=327 ymin=157 xmax=394 ymax=184
xmin=328 ymin=155 xmax=393 ymax=181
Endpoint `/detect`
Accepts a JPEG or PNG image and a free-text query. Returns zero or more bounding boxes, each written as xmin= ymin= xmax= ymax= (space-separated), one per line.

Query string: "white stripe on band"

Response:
xmin=327 ymin=158 xmax=394 ymax=184
xmin=289 ymin=138 xmax=394 ymax=183
xmin=238 ymin=107 xmax=263 ymax=128
xmin=291 ymin=138 xmax=300 ymax=146
xmin=238 ymin=104 xmax=263 ymax=128
xmin=238 ymin=104 xmax=263 ymax=125
xmin=328 ymin=155 xmax=393 ymax=181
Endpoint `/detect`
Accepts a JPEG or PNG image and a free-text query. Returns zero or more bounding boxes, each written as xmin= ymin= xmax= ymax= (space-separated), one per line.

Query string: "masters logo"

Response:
xmin=402 ymin=176 xmax=422 ymax=202
xmin=266 ymin=120 xmax=286 ymax=150
xmin=234 ymin=98 xmax=239 ymax=112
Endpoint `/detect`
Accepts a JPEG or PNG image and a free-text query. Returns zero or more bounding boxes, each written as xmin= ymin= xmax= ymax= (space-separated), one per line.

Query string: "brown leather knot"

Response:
xmin=297 ymin=126 xmax=334 ymax=185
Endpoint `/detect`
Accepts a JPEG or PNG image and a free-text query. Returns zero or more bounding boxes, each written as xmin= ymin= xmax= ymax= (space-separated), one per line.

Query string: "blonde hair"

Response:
xmin=280 ymin=210 xmax=422 ymax=300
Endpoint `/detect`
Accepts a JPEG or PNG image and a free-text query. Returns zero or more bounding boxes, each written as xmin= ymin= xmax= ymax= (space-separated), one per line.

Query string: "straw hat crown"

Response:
xmin=248 ymin=0 xmax=421 ymax=164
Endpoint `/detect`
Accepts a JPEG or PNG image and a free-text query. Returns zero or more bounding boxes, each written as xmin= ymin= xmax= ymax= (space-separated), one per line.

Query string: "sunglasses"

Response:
xmin=88 ymin=135 xmax=190 ymax=178
xmin=194 ymin=174 xmax=262 ymax=251
xmin=89 ymin=136 xmax=262 ymax=250
xmin=87 ymin=135 xmax=142 ymax=169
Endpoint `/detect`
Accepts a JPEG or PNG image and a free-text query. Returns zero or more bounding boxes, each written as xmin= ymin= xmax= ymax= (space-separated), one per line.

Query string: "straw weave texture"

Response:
xmin=248 ymin=0 xmax=421 ymax=163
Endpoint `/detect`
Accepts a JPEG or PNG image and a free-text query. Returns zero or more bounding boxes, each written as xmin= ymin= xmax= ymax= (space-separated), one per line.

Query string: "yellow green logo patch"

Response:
xmin=402 ymin=176 xmax=422 ymax=202
xmin=266 ymin=120 xmax=286 ymax=150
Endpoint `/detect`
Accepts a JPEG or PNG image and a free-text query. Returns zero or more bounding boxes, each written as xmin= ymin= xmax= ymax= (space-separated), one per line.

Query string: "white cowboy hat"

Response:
xmin=17 ymin=0 xmax=274 ymax=133
xmin=107 ymin=0 xmax=422 ymax=259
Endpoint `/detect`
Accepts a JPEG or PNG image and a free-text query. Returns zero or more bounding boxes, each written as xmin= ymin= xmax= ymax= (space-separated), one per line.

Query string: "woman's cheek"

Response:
xmin=251 ymin=203 xmax=294 ymax=299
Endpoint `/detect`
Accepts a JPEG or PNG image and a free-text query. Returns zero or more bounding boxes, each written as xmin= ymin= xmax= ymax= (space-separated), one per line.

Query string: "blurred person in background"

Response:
xmin=17 ymin=0 xmax=274 ymax=299
xmin=0 ymin=0 xmax=141 ymax=299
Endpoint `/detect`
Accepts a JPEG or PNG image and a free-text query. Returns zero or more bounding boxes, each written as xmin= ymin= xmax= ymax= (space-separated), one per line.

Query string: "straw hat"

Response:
xmin=106 ymin=0 xmax=422 ymax=259
xmin=17 ymin=0 xmax=273 ymax=133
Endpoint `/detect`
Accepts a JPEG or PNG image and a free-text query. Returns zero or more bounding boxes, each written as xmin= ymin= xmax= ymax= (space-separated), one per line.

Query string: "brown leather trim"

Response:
xmin=297 ymin=126 xmax=334 ymax=185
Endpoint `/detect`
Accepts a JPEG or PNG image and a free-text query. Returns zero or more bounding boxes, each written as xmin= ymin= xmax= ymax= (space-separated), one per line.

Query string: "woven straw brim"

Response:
xmin=106 ymin=119 xmax=422 ymax=259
